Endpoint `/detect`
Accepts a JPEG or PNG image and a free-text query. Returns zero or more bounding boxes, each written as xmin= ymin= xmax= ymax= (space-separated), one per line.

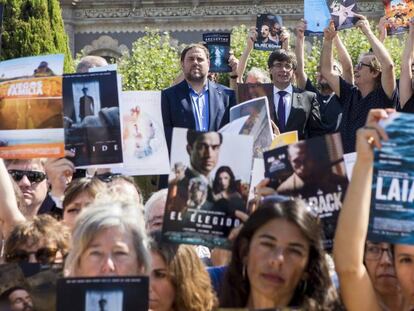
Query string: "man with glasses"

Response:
xmin=267 ymin=49 xmax=326 ymax=139
xmin=320 ymin=16 xmax=398 ymax=153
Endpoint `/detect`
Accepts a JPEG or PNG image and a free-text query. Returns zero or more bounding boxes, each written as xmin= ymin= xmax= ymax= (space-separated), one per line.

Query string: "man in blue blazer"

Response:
xmin=267 ymin=49 xmax=327 ymax=140
xmin=161 ymin=43 xmax=237 ymax=150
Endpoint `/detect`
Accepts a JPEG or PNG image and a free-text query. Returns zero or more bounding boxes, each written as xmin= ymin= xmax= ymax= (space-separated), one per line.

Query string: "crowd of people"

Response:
xmin=1 ymin=13 xmax=414 ymax=311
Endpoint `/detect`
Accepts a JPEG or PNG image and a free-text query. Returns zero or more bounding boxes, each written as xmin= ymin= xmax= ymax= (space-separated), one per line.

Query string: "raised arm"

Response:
xmin=333 ymin=109 xmax=392 ymax=311
xmin=333 ymin=35 xmax=354 ymax=85
xmin=237 ymin=27 xmax=256 ymax=83
xmin=377 ymin=16 xmax=388 ymax=43
xmin=400 ymin=20 xmax=414 ymax=108
xmin=320 ymin=22 xmax=341 ymax=96
xmin=355 ymin=14 xmax=396 ymax=99
xmin=0 ymin=160 xmax=25 ymax=238
xmin=294 ymin=19 xmax=307 ymax=89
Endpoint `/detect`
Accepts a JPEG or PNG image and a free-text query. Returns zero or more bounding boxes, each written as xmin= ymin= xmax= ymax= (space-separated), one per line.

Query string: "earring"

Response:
xmin=242 ymin=264 xmax=247 ymax=280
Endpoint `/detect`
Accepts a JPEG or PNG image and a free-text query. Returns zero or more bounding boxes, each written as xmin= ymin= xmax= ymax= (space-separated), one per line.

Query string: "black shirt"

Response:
xmin=305 ymin=79 xmax=342 ymax=133
xmin=338 ymin=77 xmax=398 ymax=153
xmin=398 ymin=94 xmax=414 ymax=113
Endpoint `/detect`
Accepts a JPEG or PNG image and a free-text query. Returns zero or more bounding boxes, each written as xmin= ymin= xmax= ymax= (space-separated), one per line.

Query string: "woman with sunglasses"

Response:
xmin=333 ymin=109 xmax=406 ymax=311
xmin=219 ymin=197 xmax=341 ymax=310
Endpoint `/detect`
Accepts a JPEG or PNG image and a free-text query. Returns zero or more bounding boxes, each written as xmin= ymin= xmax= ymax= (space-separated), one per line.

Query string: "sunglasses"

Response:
xmin=8 ymin=170 xmax=47 ymax=184
xmin=6 ymin=247 xmax=58 ymax=265
xmin=355 ymin=62 xmax=373 ymax=71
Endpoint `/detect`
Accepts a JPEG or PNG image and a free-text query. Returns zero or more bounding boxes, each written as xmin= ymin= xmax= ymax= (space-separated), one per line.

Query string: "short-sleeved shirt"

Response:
xmin=338 ymin=77 xmax=398 ymax=153
xmin=305 ymin=79 xmax=342 ymax=133
xmin=398 ymin=94 xmax=414 ymax=113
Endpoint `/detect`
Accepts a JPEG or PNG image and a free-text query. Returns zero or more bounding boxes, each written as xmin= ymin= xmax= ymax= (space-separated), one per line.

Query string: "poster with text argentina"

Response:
xmin=368 ymin=112 xmax=414 ymax=245
xmin=0 ymin=54 xmax=65 ymax=158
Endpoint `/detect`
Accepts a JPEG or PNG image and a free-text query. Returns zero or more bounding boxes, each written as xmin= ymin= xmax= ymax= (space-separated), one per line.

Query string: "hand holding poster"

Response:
xmin=0 ymin=54 xmax=65 ymax=158
xmin=162 ymin=128 xmax=253 ymax=249
xmin=203 ymin=33 xmax=232 ymax=73
xmin=263 ymin=133 xmax=348 ymax=249
xmin=254 ymin=14 xmax=284 ymax=51
xmin=383 ymin=0 xmax=414 ymax=35
xmin=368 ymin=112 xmax=414 ymax=244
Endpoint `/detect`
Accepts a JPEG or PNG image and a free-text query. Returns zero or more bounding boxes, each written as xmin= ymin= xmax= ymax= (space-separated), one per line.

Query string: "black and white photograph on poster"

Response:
xmin=202 ymin=33 xmax=231 ymax=73
xmin=85 ymin=290 xmax=123 ymax=311
xmin=329 ymin=0 xmax=359 ymax=30
xmin=263 ymin=133 xmax=348 ymax=250
xmin=162 ymin=128 xmax=253 ymax=249
xmin=254 ymin=14 xmax=284 ymax=51
xmin=57 ymin=277 xmax=148 ymax=311
xmin=63 ymin=71 xmax=123 ymax=167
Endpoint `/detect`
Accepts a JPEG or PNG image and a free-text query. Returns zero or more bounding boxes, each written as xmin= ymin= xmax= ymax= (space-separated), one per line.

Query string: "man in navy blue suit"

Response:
xmin=161 ymin=43 xmax=237 ymax=150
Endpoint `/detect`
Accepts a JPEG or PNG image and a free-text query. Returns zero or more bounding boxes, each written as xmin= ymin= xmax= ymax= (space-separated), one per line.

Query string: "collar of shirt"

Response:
xmin=273 ymin=84 xmax=293 ymax=96
xmin=188 ymin=82 xmax=209 ymax=95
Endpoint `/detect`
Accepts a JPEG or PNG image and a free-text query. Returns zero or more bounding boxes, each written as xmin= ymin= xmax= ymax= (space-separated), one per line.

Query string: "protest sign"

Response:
xmin=304 ymin=0 xmax=332 ymax=36
xmin=263 ymin=133 xmax=348 ymax=249
xmin=162 ymin=128 xmax=253 ymax=249
xmin=237 ymin=83 xmax=273 ymax=106
xmin=254 ymin=14 xmax=284 ymax=51
xmin=63 ymin=71 xmax=123 ymax=168
xmin=203 ymin=33 xmax=232 ymax=73
xmin=368 ymin=112 xmax=414 ymax=244
xmin=57 ymin=277 xmax=148 ymax=311
xmin=0 ymin=54 xmax=65 ymax=158
xmin=383 ymin=0 xmax=414 ymax=35
xmin=329 ymin=0 xmax=359 ymax=30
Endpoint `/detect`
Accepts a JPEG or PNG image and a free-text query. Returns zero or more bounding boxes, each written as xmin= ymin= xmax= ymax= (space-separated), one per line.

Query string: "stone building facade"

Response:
xmin=60 ymin=0 xmax=384 ymax=59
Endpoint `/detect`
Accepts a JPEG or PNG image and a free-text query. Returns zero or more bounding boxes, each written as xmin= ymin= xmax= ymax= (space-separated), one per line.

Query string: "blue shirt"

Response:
xmin=189 ymin=83 xmax=209 ymax=131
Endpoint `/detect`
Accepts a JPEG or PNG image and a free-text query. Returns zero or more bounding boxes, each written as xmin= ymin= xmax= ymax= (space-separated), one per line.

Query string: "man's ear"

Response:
xmin=186 ymin=144 xmax=192 ymax=156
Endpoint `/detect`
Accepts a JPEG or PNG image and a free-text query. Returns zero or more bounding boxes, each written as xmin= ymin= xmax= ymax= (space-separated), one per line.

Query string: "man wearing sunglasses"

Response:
xmin=320 ymin=15 xmax=398 ymax=153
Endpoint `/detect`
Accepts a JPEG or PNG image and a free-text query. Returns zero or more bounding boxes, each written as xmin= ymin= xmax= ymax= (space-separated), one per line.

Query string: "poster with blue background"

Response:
xmin=304 ymin=0 xmax=331 ymax=36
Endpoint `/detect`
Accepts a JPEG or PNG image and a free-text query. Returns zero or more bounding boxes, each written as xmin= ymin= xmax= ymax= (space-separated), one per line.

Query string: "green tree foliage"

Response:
xmin=0 ymin=0 xmax=74 ymax=72
xmin=118 ymin=29 xmax=181 ymax=91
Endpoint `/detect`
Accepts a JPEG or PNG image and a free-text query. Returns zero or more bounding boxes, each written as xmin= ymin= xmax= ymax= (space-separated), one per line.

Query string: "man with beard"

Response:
xmin=161 ymin=43 xmax=236 ymax=150
xmin=1 ymin=287 xmax=35 ymax=311
xmin=295 ymin=19 xmax=354 ymax=133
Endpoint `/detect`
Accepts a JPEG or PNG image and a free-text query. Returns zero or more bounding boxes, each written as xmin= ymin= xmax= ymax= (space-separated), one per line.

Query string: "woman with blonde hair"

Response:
xmin=148 ymin=231 xmax=217 ymax=311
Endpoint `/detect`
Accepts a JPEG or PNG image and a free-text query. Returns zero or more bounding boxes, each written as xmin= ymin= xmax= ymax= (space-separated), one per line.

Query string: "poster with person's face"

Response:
xmin=57 ymin=277 xmax=148 ymax=311
xmin=254 ymin=14 xmax=284 ymax=51
xmin=63 ymin=71 xmax=123 ymax=167
xmin=263 ymin=133 xmax=348 ymax=250
xmin=203 ymin=33 xmax=232 ymax=73
xmin=162 ymin=128 xmax=253 ymax=249
xmin=383 ymin=0 xmax=414 ymax=35
xmin=0 ymin=54 xmax=65 ymax=158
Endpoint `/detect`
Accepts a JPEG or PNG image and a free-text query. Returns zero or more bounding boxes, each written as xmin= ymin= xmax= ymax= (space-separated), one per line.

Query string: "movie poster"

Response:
xmin=263 ymin=133 xmax=348 ymax=249
xmin=162 ymin=128 xmax=253 ymax=249
xmin=0 ymin=263 xmax=62 ymax=311
xmin=220 ymin=96 xmax=272 ymax=158
xmin=237 ymin=83 xmax=274 ymax=106
xmin=0 ymin=54 xmax=65 ymax=158
xmin=254 ymin=14 xmax=284 ymax=51
xmin=368 ymin=112 xmax=414 ymax=244
xmin=63 ymin=71 xmax=123 ymax=167
xmin=112 ymin=91 xmax=169 ymax=176
xmin=203 ymin=33 xmax=232 ymax=73
xmin=304 ymin=0 xmax=332 ymax=36
xmin=270 ymin=131 xmax=299 ymax=149
xmin=329 ymin=0 xmax=359 ymax=30
xmin=383 ymin=0 xmax=414 ymax=35
xmin=57 ymin=277 xmax=148 ymax=311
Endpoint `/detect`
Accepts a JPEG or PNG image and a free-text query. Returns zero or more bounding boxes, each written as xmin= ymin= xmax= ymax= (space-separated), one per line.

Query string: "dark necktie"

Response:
xmin=277 ymin=90 xmax=287 ymax=132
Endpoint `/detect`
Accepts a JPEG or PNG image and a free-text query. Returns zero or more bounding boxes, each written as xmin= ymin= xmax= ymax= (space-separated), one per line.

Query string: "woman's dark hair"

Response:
xmin=212 ymin=166 xmax=237 ymax=194
xmin=219 ymin=198 xmax=339 ymax=310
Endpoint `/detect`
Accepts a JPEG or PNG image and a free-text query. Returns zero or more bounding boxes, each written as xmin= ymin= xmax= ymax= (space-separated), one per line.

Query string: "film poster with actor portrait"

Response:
xmin=63 ymin=71 xmax=123 ymax=167
xmin=254 ymin=14 xmax=284 ymax=51
xmin=162 ymin=128 xmax=254 ymax=249
xmin=203 ymin=33 xmax=232 ymax=73
xmin=220 ymin=96 xmax=273 ymax=158
xmin=57 ymin=277 xmax=148 ymax=311
xmin=368 ymin=112 xmax=414 ymax=245
xmin=383 ymin=0 xmax=414 ymax=35
xmin=112 ymin=91 xmax=169 ymax=176
xmin=0 ymin=263 xmax=62 ymax=311
xmin=263 ymin=133 xmax=348 ymax=250
xmin=0 ymin=54 xmax=65 ymax=158
xmin=329 ymin=0 xmax=359 ymax=30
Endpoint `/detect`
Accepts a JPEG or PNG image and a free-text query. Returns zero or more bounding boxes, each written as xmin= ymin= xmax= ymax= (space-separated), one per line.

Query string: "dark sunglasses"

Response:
xmin=6 ymin=247 xmax=58 ymax=265
xmin=95 ymin=172 xmax=122 ymax=183
xmin=355 ymin=62 xmax=373 ymax=71
xmin=8 ymin=169 xmax=46 ymax=184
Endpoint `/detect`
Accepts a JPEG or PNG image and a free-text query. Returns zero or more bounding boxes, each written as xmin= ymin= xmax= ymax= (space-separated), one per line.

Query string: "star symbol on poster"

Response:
xmin=331 ymin=3 xmax=356 ymax=26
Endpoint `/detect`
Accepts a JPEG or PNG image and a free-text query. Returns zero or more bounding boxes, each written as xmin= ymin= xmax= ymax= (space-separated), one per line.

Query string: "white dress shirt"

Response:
xmin=273 ymin=84 xmax=293 ymax=126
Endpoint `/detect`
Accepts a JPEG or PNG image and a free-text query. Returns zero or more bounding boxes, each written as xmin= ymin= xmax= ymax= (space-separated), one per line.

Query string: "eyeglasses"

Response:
xmin=95 ymin=172 xmax=122 ymax=183
xmin=8 ymin=170 xmax=47 ymax=184
xmin=6 ymin=247 xmax=59 ymax=265
xmin=272 ymin=62 xmax=294 ymax=71
xmin=355 ymin=62 xmax=373 ymax=71
xmin=365 ymin=244 xmax=392 ymax=261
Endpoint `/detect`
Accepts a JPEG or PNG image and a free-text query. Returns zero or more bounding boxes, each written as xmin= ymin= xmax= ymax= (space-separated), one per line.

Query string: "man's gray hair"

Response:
xmin=246 ymin=67 xmax=271 ymax=83
xmin=144 ymin=188 xmax=168 ymax=224
xmin=76 ymin=55 xmax=108 ymax=73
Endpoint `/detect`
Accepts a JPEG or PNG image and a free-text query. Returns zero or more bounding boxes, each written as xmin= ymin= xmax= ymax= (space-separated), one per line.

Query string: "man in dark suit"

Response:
xmin=267 ymin=49 xmax=326 ymax=140
xmin=161 ymin=43 xmax=236 ymax=150
xmin=79 ymin=87 xmax=94 ymax=121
